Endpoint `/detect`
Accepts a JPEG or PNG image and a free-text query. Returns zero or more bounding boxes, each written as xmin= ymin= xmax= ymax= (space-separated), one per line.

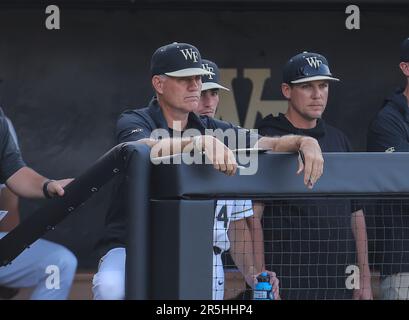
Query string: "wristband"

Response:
xmin=43 ymin=179 xmax=55 ymax=199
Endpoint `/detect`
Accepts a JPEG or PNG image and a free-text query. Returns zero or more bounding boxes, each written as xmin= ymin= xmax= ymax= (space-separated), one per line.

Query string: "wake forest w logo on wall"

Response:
xmin=217 ymin=68 xmax=287 ymax=128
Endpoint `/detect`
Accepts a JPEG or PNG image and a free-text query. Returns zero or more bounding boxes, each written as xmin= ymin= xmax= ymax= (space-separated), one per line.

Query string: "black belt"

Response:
xmin=213 ymin=246 xmax=222 ymax=255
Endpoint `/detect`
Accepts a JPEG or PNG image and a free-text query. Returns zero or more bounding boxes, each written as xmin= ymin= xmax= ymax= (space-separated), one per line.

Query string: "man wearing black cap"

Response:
xmin=367 ymin=37 xmax=409 ymax=299
xmin=197 ymin=59 xmax=230 ymax=117
xmin=93 ymin=43 xmax=324 ymax=300
xmin=256 ymin=52 xmax=372 ymax=300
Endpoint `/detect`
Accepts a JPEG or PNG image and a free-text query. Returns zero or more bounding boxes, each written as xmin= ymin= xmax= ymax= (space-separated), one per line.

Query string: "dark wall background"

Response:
xmin=0 ymin=1 xmax=408 ymax=268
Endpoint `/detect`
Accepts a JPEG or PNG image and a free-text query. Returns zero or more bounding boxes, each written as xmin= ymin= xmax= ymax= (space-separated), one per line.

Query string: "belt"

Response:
xmin=213 ymin=246 xmax=222 ymax=255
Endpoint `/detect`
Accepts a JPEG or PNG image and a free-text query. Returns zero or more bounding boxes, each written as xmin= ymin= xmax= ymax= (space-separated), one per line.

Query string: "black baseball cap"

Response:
xmin=201 ymin=59 xmax=229 ymax=91
xmin=283 ymin=51 xmax=339 ymax=84
xmin=400 ymin=37 xmax=409 ymax=62
xmin=150 ymin=42 xmax=214 ymax=77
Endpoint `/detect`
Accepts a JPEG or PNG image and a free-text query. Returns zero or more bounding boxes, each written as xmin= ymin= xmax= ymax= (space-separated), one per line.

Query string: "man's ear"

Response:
xmin=281 ymin=83 xmax=291 ymax=99
xmin=152 ymin=75 xmax=164 ymax=94
xmin=399 ymin=62 xmax=409 ymax=77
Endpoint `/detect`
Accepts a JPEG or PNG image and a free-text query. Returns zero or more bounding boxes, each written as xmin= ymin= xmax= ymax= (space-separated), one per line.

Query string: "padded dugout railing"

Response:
xmin=1 ymin=147 xmax=409 ymax=299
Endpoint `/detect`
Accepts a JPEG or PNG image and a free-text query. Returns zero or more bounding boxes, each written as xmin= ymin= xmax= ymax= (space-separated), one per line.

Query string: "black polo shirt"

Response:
xmin=98 ymin=98 xmax=259 ymax=257
xmin=256 ymin=113 xmax=356 ymax=300
xmin=0 ymin=108 xmax=25 ymax=184
xmin=116 ymin=98 xmax=258 ymax=145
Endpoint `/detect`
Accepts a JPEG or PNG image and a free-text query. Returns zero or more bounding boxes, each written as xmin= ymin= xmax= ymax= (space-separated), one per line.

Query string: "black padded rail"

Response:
xmin=0 ymin=141 xmax=149 ymax=267
xmin=150 ymin=152 xmax=409 ymax=199
xmin=125 ymin=145 xmax=152 ymax=300
xmin=2 ymin=148 xmax=409 ymax=299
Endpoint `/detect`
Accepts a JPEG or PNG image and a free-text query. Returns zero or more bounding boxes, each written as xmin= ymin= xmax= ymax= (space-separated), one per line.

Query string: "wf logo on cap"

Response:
xmin=180 ymin=48 xmax=199 ymax=62
xmin=151 ymin=42 xmax=214 ymax=77
xmin=305 ymin=56 xmax=323 ymax=69
xmin=282 ymin=52 xmax=339 ymax=84
xmin=202 ymin=63 xmax=215 ymax=80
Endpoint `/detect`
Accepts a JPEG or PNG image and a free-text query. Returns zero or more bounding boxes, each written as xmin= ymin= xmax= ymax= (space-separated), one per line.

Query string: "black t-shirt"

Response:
xmin=256 ymin=113 xmax=356 ymax=299
xmin=0 ymin=109 xmax=25 ymax=184
xmin=98 ymin=98 xmax=259 ymax=258
xmin=257 ymin=113 xmax=353 ymax=152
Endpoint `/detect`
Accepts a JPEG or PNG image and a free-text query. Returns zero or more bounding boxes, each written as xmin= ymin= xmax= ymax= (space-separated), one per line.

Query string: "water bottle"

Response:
xmin=253 ymin=272 xmax=274 ymax=300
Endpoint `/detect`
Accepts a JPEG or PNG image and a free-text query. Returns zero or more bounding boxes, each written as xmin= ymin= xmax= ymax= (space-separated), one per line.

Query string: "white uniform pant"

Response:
xmin=380 ymin=273 xmax=409 ymax=300
xmin=93 ymin=247 xmax=224 ymax=300
xmin=212 ymin=252 xmax=224 ymax=300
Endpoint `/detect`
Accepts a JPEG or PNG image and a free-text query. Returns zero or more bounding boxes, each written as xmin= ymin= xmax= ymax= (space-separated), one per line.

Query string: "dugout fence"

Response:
xmin=129 ymin=150 xmax=409 ymax=299
xmin=1 ymin=144 xmax=409 ymax=299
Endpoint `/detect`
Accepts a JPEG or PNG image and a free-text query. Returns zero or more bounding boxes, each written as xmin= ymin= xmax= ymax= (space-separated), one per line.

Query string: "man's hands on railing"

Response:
xmin=197 ymin=134 xmax=324 ymax=181
xmin=148 ymin=135 xmax=238 ymax=176
xmin=147 ymin=134 xmax=324 ymax=182
xmin=46 ymin=178 xmax=74 ymax=197
xmin=256 ymin=134 xmax=324 ymax=188
xmin=193 ymin=135 xmax=237 ymax=176
xmin=297 ymin=137 xmax=324 ymax=189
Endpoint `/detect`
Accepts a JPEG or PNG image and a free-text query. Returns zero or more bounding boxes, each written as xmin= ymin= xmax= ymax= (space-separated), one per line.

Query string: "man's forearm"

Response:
xmin=143 ymin=137 xmax=196 ymax=158
xmin=256 ymin=135 xmax=302 ymax=152
xmin=228 ymin=219 xmax=258 ymax=286
xmin=6 ymin=167 xmax=48 ymax=198
xmin=247 ymin=207 xmax=265 ymax=271
xmin=351 ymin=209 xmax=371 ymax=288
xmin=148 ymin=134 xmax=304 ymax=156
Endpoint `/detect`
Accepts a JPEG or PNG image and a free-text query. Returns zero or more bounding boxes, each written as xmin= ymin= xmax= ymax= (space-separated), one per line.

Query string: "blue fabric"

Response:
xmin=0 ymin=232 xmax=77 ymax=299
